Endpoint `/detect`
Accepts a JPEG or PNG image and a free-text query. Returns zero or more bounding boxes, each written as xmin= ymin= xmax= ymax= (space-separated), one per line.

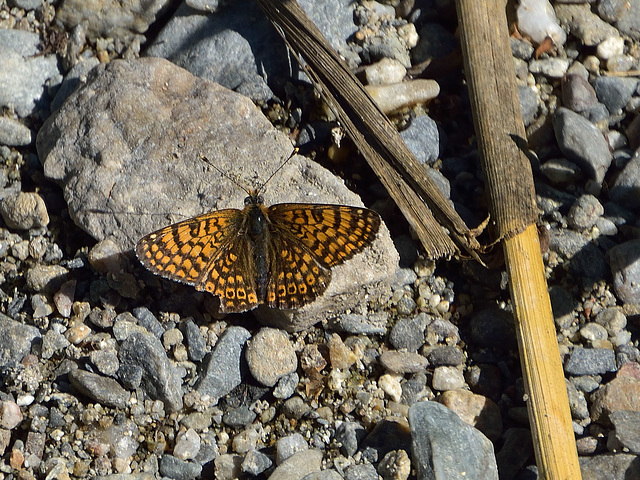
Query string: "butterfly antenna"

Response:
xmin=200 ymin=155 xmax=251 ymax=195
xmin=258 ymin=147 xmax=299 ymax=193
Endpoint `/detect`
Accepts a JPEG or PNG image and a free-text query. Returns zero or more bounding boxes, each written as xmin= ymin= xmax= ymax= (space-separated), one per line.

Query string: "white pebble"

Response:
xmin=596 ymin=36 xmax=624 ymax=60
xmin=364 ymin=58 xmax=407 ymax=85
xmin=517 ymin=0 xmax=566 ymax=47
xmin=379 ymin=373 xmax=403 ymax=402
xmin=365 ymin=79 xmax=440 ymax=113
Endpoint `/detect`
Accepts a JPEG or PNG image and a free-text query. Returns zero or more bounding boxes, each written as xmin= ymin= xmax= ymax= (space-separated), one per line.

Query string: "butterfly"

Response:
xmin=135 ymin=189 xmax=381 ymax=313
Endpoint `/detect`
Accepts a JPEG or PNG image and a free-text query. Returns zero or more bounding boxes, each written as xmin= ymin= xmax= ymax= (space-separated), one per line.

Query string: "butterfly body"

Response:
xmin=136 ymin=191 xmax=381 ymax=313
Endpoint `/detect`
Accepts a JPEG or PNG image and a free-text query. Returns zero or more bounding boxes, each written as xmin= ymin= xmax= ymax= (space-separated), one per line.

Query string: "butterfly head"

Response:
xmin=245 ymin=189 xmax=265 ymax=207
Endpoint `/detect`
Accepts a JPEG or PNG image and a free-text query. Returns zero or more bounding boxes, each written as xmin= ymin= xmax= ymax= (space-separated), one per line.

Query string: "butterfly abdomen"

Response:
xmin=244 ymin=203 xmax=270 ymax=303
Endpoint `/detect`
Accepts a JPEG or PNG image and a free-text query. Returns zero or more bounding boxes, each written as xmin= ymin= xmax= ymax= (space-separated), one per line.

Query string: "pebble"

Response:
xmin=0 ymin=401 xmax=23 ymax=430
xmin=159 ymin=454 xmax=202 ymax=480
xmin=132 ymin=307 xmax=164 ymax=338
xmin=181 ymin=318 xmax=207 ymax=362
xmin=273 ymin=372 xmax=299 ymax=400
xmin=25 ymin=265 xmax=68 ymax=294
xmin=40 ymin=330 xmax=70 ymax=360
xmin=245 ymin=328 xmax=297 ymax=387
xmin=516 ymin=0 xmax=566 ymax=46
xmin=195 ymin=326 xmax=250 ymax=404
xmin=0 ymin=29 xmax=61 ymax=117
xmin=592 ymin=76 xmax=639 ymax=113
xmin=281 ymin=396 xmax=311 ymax=420
xmin=567 ymin=194 xmax=604 ymax=230
xmin=379 ymin=373 xmax=403 ymax=402
xmin=540 ymin=158 xmax=582 ymax=185
xmin=615 ymin=0 xmax=640 ymax=40
xmin=241 ymin=449 xmax=272 ymax=476
xmin=379 ymin=351 xmax=428 ymax=374
xmin=495 ymin=428 xmax=534 ymax=479
xmin=549 ymin=230 xmax=608 ymax=289
xmin=119 ymin=331 xmax=184 ymax=412
xmin=579 ymin=323 xmax=609 ymax=342
xmin=596 ymin=35 xmax=625 ymax=60
xmin=519 ymin=85 xmax=538 ymax=126
xmin=389 ymin=317 xmax=425 ymax=351
xmin=364 ymin=80 xmax=440 ymax=114
xmin=608 ymin=410 xmax=640 ymax=454
xmin=409 ymin=401 xmax=498 ymax=479
xmin=0 ymin=192 xmax=49 ymax=230
xmin=564 ymin=347 xmax=617 ymax=376
xmin=269 ymin=449 xmax=322 ymax=480
xmin=552 ymin=107 xmax=612 ymax=184
xmin=64 ymin=323 xmax=91 ymax=344
xmin=363 ymin=57 xmax=407 ymax=85
xmin=333 ymin=313 xmax=388 ymax=334
xmin=67 ymin=369 xmax=129 ymax=409
xmin=595 ymin=308 xmax=627 ymax=336
xmin=426 ymin=346 xmax=465 ymax=367
xmin=335 ymin=421 xmax=366 ymax=457
xmin=0 ymin=117 xmax=33 ymax=146
xmin=555 ymin=4 xmax=619 ymax=46
xmin=399 ymin=114 xmax=440 ymax=167
xmin=608 ymin=240 xmax=640 ymax=304
xmin=609 ymin=153 xmax=640 ymax=209
xmin=214 ymin=454 xmax=243 ymax=480
xmin=529 ymin=57 xmax=570 ymax=78
xmin=0 ymin=314 xmax=41 ymax=368
xmin=53 ymin=279 xmax=76 ymax=318
xmin=222 ymin=406 xmax=256 ymax=428
xmin=377 ymin=449 xmax=411 ymax=480
xmin=431 ymin=366 xmax=466 ymax=391
xmin=328 ymin=333 xmax=357 ymax=370
xmin=439 ymin=389 xmax=503 ymax=441
xmin=562 ymin=74 xmax=598 ymax=112
xmin=566 ymin=378 xmax=590 ymax=420
xmin=344 ymin=463 xmax=379 ymax=480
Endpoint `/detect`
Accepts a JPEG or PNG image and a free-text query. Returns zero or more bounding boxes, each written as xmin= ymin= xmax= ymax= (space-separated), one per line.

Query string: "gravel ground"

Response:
xmin=1 ymin=0 xmax=640 ymax=479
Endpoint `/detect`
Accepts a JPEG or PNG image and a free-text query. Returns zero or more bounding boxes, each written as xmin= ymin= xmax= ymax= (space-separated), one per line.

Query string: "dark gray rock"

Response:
xmin=335 ymin=421 xmax=366 ymax=457
xmin=579 ymin=453 xmax=640 ymax=480
xmin=181 ymin=318 xmax=207 ymax=362
xmin=564 ymin=347 xmax=617 ymax=376
xmin=195 ymin=326 xmax=251 ymax=403
xmin=389 ymin=317 xmax=425 ymax=352
xmin=549 ymin=229 xmax=608 ymax=289
xmin=469 ymin=308 xmax=516 ymax=351
xmin=409 ymin=401 xmax=498 ymax=480
xmin=399 ymin=115 xmax=440 ymax=167
xmin=68 ymin=369 xmax=129 ymax=409
xmin=344 ymin=462 xmax=379 ymax=480
xmin=159 ymin=454 xmax=202 ymax=480
xmin=552 ymin=107 xmax=612 ymax=183
xmin=495 ymin=428 xmax=533 ymax=480
xmin=426 ymin=346 xmax=465 ymax=367
xmin=608 ymin=240 xmax=640 ymax=304
xmin=132 ymin=307 xmax=164 ymax=338
xmin=562 ymin=74 xmax=598 ymax=112
xmin=609 ymin=411 xmax=640 ymax=454
xmin=567 ymin=194 xmax=604 ymax=230
xmin=593 ymin=76 xmax=639 ymax=113
xmin=609 ymin=151 xmax=640 ymax=210
xmin=519 ymin=86 xmax=538 ymax=126
xmin=118 ymin=331 xmax=184 ymax=412
xmin=0 ymin=313 xmax=41 ymax=368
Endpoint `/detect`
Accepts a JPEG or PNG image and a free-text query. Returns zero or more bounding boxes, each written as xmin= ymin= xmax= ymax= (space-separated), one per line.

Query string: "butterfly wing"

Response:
xmin=135 ymin=209 xmax=260 ymax=313
xmin=264 ymin=204 xmax=381 ymax=309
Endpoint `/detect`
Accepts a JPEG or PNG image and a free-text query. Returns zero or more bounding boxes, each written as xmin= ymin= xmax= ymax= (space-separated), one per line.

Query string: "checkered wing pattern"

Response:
xmin=135 ymin=209 xmax=261 ymax=313
xmin=264 ymin=204 xmax=381 ymax=309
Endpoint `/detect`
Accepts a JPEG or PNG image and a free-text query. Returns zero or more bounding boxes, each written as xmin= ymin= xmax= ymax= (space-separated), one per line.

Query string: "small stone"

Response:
xmin=564 ymin=347 xmax=617 ymax=376
xmin=591 ymin=376 xmax=640 ymax=424
xmin=31 ymin=294 xmax=53 ymax=319
xmin=364 ymin=57 xmax=406 ymax=85
xmin=593 ymin=76 xmax=639 ymax=113
xmin=389 ymin=317 xmax=425 ymax=351
xmin=231 ymin=427 xmax=260 ymax=455
xmin=0 ymin=401 xmax=23 ymax=429
xmin=431 ymin=366 xmax=466 ymax=391
xmin=25 ymin=265 xmax=68 ymax=293
xmin=68 ymin=369 xmax=129 ymax=409
xmin=379 ymin=351 xmax=428 ymax=374
xmin=609 ymin=240 xmax=640 ymax=304
xmin=162 ymin=328 xmax=183 ymax=350
xmin=281 ymin=396 xmax=311 ymax=420
xmin=516 ymin=0 xmax=566 ymax=46
xmin=439 ymin=389 xmax=503 ymax=441
xmin=0 ymin=192 xmax=49 ymax=230
xmin=379 ymin=374 xmax=403 ymax=402
xmin=159 ymin=454 xmax=202 ymax=480
xmin=65 ymin=323 xmax=91 ymax=344
xmin=273 ymin=372 xmax=298 ymax=400
xmin=269 ymin=449 xmax=322 ymax=480
xmin=377 ymin=449 xmax=411 ymax=480
xmin=0 ymin=117 xmax=33 ymax=146
xmin=53 ymin=280 xmax=76 ymax=318
xmin=595 ymin=308 xmax=627 ymax=336
xmin=529 ymin=57 xmax=569 ymax=78
xmin=608 ymin=410 xmax=640 ymax=454
xmin=579 ymin=323 xmax=608 ymax=342
xmin=567 ymin=194 xmax=604 ymax=230
xmin=596 ymin=36 xmax=625 ymax=60
xmin=245 ymin=328 xmax=297 ymax=387
xmin=173 ymin=428 xmax=200 ymax=460
xmin=275 ymin=433 xmax=308 ymax=465
xmin=365 ymin=80 xmax=439 ymax=114
xmin=328 ymin=333 xmax=357 ymax=370
xmin=562 ymin=74 xmax=597 ymax=112
xmin=241 ymin=449 xmax=272 ymax=476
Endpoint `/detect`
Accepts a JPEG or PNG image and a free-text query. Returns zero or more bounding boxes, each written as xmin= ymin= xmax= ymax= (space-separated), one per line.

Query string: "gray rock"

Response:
xmin=379 ymin=351 xmax=428 ymax=374
xmin=609 ymin=152 xmax=640 ymax=209
xmin=56 ymin=0 xmax=168 ymax=44
xmin=510 ymin=37 xmax=534 ymax=60
xmin=276 ymin=433 xmax=308 ymax=464
xmin=495 ymin=428 xmax=533 ymax=480
xmin=555 ymin=4 xmax=619 ymax=46
xmin=159 ymin=454 xmax=202 ymax=480
xmin=195 ymin=326 xmax=250 ymax=403
xmin=241 ymin=449 xmax=272 ymax=476
xmin=0 ymin=313 xmax=41 ymax=368
xmin=399 ymin=115 xmax=440 ymax=167
xmin=562 ymin=74 xmax=598 ymax=112
xmin=181 ymin=318 xmax=206 ymax=362
xmin=552 ymin=107 xmax=612 ymax=184
xmin=549 ymin=230 xmax=608 ymax=290
xmin=335 ymin=421 xmax=366 ymax=457
xmin=41 ymin=330 xmax=70 ymax=360
xmin=118 ymin=331 xmax=184 ymax=412
xmin=301 ymin=470 xmax=344 ymax=480
xmin=615 ymin=0 xmax=640 ymax=40
xmin=389 ymin=317 xmax=425 ymax=351
xmin=281 ymin=396 xmax=311 ymax=420
xmin=426 ymin=346 xmax=465 ymax=367
xmin=68 ymin=369 xmax=129 ymax=409
xmin=564 ymin=347 xmax=617 ymax=376
xmin=50 ymin=57 xmax=101 ymax=112
xmin=25 ymin=265 xmax=68 ymax=293
xmin=529 ymin=57 xmax=569 ymax=78
xmin=549 ymin=286 xmax=576 ymax=330
xmin=579 ymin=453 xmax=640 ymax=480
xmin=609 ymin=411 xmax=640 ymax=454
xmin=409 ymin=401 xmax=498 ymax=480
xmin=567 ymin=194 xmax=603 ymax=230
xmin=344 ymin=463 xmax=379 ymax=480
xmin=269 ymin=449 xmax=322 ymax=480
xmin=132 ymin=307 xmax=164 ymax=338
xmin=37 ymin=57 xmax=398 ymax=330
xmin=245 ymin=328 xmax=297 ymax=387
xmin=593 ymin=76 xmax=639 ymax=113
xmin=273 ymin=372 xmax=299 ymax=399
xmin=8 ymin=0 xmax=42 ymax=9
xmin=519 ymin=86 xmax=538 ymax=126
xmin=565 ymin=378 xmax=590 ymax=420
xmin=331 ymin=313 xmax=389 ymax=335
xmin=222 ymin=406 xmax=256 ymax=428
xmin=608 ymin=240 xmax=640 ymax=304
xmin=0 ymin=117 xmax=32 ymax=146
xmin=0 ymin=29 xmax=61 ymax=117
